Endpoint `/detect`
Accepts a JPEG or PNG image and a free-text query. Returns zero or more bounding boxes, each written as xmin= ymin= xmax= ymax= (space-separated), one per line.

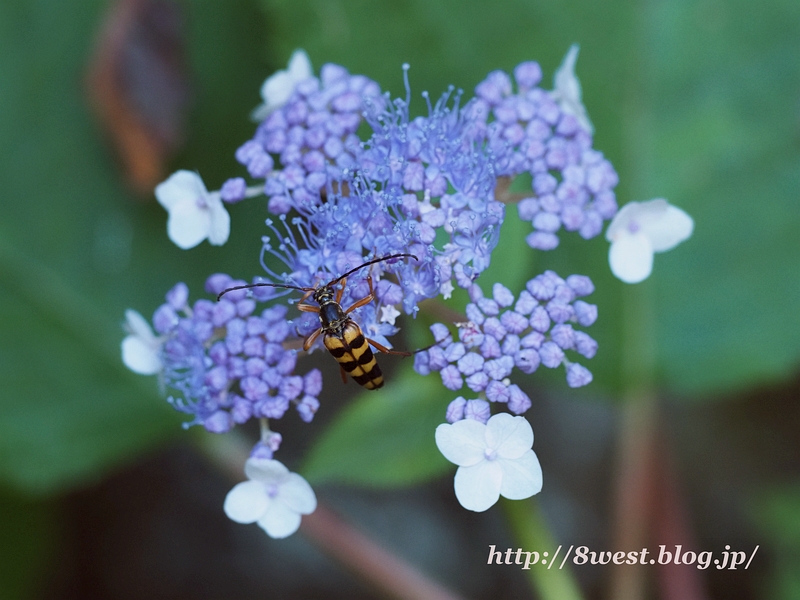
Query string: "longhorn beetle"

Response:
xmin=217 ymin=253 xmax=417 ymax=390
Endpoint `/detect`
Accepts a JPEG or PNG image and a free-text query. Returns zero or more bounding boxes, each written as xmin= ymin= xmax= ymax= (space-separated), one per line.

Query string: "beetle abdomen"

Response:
xmin=323 ymin=320 xmax=384 ymax=390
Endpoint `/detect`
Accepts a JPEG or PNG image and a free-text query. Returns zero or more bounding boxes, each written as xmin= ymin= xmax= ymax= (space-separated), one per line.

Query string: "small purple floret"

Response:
xmin=566 ymin=363 xmax=593 ymax=388
xmin=464 ymin=399 xmax=491 ymax=424
xmin=446 ymin=397 xmax=467 ymax=423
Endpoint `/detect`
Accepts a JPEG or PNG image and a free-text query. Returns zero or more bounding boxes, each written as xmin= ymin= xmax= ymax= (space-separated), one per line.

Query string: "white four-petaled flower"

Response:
xmin=155 ymin=170 xmax=230 ymax=250
xmin=435 ymin=412 xmax=543 ymax=512
xmin=551 ymin=44 xmax=594 ymax=135
xmin=251 ymin=49 xmax=313 ymax=121
xmin=224 ymin=458 xmax=317 ymax=539
xmin=121 ymin=309 xmax=162 ymax=375
xmin=606 ymin=198 xmax=694 ymax=283
xmin=379 ymin=304 xmax=401 ymax=325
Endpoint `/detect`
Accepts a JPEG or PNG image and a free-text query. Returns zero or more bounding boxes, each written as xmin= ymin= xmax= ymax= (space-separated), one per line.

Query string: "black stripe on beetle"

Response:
xmin=217 ymin=253 xmax=417 ymax=390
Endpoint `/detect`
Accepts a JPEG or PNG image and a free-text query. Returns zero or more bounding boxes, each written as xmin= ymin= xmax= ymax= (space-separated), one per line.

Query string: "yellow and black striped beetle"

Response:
xmin=218 ymin=253 xmax=417 ymax=390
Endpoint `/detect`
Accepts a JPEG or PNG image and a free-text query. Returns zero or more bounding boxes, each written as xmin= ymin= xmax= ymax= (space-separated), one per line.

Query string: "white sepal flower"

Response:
xmin=379 ymin=304 xmax=401 ymax=326
xmin=606 ymin=198 xmax=694 ymax=283
xmin=251 ymin=49 xmax=313 ymax=121
xmin=224 ymin=458 xmax=317 ymax=539
xmin=121 ymin=309 xmax=162 ymax=375
xmin=435 ymin=413 xmax=543 ymax=512
xmin=440 ymin=280 xmax=455 ymax=300
xmin=155 ymin=170 xmax=230 ymax=249
xmin=551 ymin=44 xmax=594 ymax=135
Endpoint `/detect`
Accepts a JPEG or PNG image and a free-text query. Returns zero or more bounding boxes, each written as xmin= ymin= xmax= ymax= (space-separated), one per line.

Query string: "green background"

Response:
xmin=1 ymin=0 xmax=798 ymax=597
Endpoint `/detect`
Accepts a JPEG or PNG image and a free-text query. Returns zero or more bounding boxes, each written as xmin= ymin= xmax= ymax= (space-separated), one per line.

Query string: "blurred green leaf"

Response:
xmin=301 ymin=365 xmax=452 ymax=486
xmin=754 ymin=485 xmax=800 ymax=600
xmin=503 ymin=498 xmax=584 ymax=600
xmin=0 ymin=491 xmax=54 ymax=599
xmin=0 ymin=0 xmax=268 ymax=494
xmin=0 ymin=236 xmax=177 ymax=493
xmin=645 ymin=0 xmax=800 ymax=394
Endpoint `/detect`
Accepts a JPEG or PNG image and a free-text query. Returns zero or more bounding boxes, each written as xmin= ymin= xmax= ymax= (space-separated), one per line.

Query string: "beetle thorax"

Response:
xmin=314 ymin=287 xmax=347 ymax=333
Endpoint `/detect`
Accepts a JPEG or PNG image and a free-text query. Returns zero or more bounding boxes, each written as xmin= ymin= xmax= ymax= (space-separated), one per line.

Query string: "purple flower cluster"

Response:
xmin=229 ymin=59 xmax=618 ymax=335
xmin=127 ymin=52 xmax=621 ymax=456
xmin=230 ymin=64 xmax=382 ymax=213
xmin=354 ymin=79 xmax=505 ymax=309
xmin=414 ymin=270 xmax=598 ymax=423
xmin=469 ymin=65 xmax=619 ymax=250
xmin=243 ymin=69 xmax=505 ymax=324
xmin=152 ymin=279 xmax=322 ymax=433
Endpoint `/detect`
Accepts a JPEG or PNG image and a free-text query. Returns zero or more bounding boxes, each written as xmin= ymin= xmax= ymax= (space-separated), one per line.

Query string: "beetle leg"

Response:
xmin=335 ymin=277 xmax=347 ymax=304
xmin=366 ymin=336 xmax=412 ymax=357
xmin=297 ymin=302 xmax=320 ymax=313
xmin=339 ymin=365 xmax=348 ymax=384
xmin=344 ymin=275 xmax=375 ymax=314
xmin=303 ymin=327 xmax=323 ymax=351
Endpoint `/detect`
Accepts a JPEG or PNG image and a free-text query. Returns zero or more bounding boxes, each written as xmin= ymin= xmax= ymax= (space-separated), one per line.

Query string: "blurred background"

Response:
xmin=1 ymin=0 xmax=799 ymax=598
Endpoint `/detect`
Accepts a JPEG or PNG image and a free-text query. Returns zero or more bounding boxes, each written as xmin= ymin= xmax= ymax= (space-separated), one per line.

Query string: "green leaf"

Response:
xmin=753 ymin=485 xmax=800 ymax=600
xmin=644 ymin=0 xmax=800 ymax=394
xmin=0 ymin=236 xmax=177 ymax=494
xmin=503 ymin=498 xmax=585 ymax=600
xmin=0 ymin=0 xmax=268 ymax=494
xmin=301 ymin=365 xmax=452 ymax=487
xmin=0 ymin=491 xmax=54 ymax=600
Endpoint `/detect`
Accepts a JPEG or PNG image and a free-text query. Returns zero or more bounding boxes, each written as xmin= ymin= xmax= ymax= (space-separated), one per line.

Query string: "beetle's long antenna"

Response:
xmin=218 ymin=254 xmax=417 ymax=301
xmin=217 ymin=282 xmax=309 ymax=302
xmin=327 ymin=253 xmax=418 ymax=287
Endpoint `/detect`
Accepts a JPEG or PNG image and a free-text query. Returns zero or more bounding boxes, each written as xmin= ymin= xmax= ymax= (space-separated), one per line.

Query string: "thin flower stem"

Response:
xmin=494 ymin=175 xmax=528 ymax=205
xmin=259 ymin=418 xmax=270 ymax=442
xmin=501 ymin=497 xmax=584 ymax=600
xmin=494 ymin=176 xmax=513 ymax=201
xmin=609 ymin=389 xmax=658 ymax=600
xmin=244 ymin=185 xmax=264 ymax=198
xmin=609 ymin=384 xmax=709 ymax=600
xmin=417 ymin=298 xmax=467 ymax=325
xmin=651 ymin=432 xmax=709 ymax=600
xmin=596 ymin=260 xmax=707 ymax=600
xmin=498 ymin=191 xmax=533 ymax=204
xmin=609 ymin=281 xmax=658 ymax=600
xmin=301 ymin=504 xmax=465 ymax=600
xmin=193 ymin=430 xmax=465 ymax=600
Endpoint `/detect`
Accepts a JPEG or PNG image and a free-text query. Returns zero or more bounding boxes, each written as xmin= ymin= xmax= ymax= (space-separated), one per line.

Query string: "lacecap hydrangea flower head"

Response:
xmin=122 ymin=47 xmax=693 ymax=532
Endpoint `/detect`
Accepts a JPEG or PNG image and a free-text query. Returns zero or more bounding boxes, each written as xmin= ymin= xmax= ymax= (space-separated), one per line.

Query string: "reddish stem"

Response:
xmin=300 ymin=504 xmax=465 ymax=600
xmin=198 ymin=432 xmax=464 ymax=600
xmin=609 ymin=393 xmax=659 ymax=600
xmin=608 ymin=398 xmax=709 ymax=600
xmin=652 ymin=432 xmax=709 ymax=600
